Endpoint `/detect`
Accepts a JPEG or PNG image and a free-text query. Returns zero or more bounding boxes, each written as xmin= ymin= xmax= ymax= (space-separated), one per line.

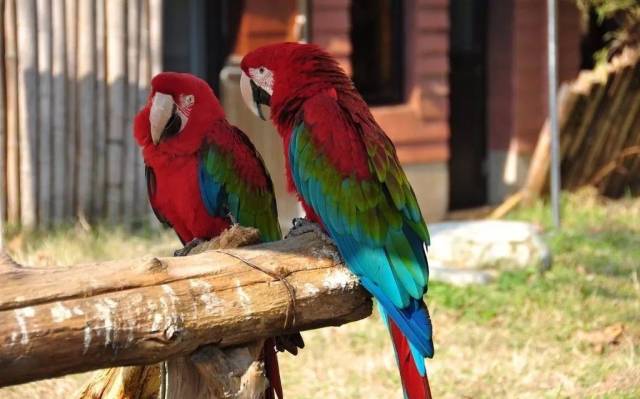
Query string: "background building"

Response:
xmin=165 ymin=0 xmax=582 ymax=223
xmin=0 ymin=0 xmax=585 ymax=227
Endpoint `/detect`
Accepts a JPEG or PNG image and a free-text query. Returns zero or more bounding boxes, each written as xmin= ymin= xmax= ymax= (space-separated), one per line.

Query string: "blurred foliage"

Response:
xmin=576 ymin=0 xmax=640 ymax=63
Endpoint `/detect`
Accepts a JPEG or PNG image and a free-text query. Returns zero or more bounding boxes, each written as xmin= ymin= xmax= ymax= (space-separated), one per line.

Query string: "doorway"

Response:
xmin=162 ymin=0 xmax=243 ymax=94
xmin=448 ymin=0 xmax=488 ymax=209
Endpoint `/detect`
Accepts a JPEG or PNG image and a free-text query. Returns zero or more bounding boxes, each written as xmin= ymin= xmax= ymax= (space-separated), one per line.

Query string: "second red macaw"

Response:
xmin=240 ymin=43 xmax=434 ymax=399
xmin=133 ymin=72 xmax=296 ymax=399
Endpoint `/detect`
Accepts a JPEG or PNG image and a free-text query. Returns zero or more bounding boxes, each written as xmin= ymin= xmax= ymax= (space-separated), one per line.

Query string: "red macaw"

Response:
xmin=240 ymin=43 xmax=434 ymax=399
xmin=133 ymin=72 xmax=298 ymax=399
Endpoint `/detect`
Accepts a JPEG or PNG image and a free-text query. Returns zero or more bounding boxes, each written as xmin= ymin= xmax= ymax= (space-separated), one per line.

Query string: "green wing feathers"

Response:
xmin=199 ymin=143 xmax=281 ymax=242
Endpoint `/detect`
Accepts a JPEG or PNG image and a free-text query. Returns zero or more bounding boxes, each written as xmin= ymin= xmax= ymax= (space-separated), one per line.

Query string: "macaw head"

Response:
xmin=134 ymin=72 xmax=225 ymax=152
xmin=240 ymin=42 xmax=351 ymax=125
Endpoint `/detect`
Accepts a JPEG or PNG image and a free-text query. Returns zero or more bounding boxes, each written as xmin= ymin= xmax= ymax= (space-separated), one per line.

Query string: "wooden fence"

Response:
xmin=1 ymin=0 xmax=163 ymax=227
xmin=488 ymin=48 xmax=640 ymax=218
xmin=557 ymin=47 xmax=640 ymax=196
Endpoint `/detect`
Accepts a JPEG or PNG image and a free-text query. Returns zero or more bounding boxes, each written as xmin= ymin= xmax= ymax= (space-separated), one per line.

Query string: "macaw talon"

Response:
xmin=227 ymin=212 xmax=238 ymax=225
xmin=285 ymin=217 xmax=334 ymax=245
xmin=174 ymin=237 xmax=206 ymax=257
xmin=275 ymin=331 xmax=305 ymax=355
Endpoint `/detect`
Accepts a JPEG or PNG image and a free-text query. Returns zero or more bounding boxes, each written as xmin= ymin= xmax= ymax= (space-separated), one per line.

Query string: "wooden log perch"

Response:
xmin=0 ymin=227 xmax=372 ymax=388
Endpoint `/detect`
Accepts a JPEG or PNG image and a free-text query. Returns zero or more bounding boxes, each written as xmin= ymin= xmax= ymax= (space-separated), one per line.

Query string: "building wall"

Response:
xmin=226 ymin=0 xmax=583 ymax=220
xmin=487 ymin=0 xmax=582 ymax=203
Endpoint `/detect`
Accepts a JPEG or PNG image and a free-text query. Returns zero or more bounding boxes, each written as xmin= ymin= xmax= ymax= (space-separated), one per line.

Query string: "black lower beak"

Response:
xmin=250 ymin=80 xmax=271 ymax=121
xmin=161 ymin=104 xmax=181 ymax=141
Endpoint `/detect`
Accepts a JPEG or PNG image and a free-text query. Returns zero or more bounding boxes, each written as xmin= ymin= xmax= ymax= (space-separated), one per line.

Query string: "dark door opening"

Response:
xmin=162 ymin=0 xmax=243 ymax=94
xmin=448 ymin=0 xmax=488 ymax=209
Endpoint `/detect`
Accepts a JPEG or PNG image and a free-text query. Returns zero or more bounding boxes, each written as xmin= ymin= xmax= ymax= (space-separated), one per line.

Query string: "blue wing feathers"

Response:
xmin=403 ymin=224 xmax=429 ymax=290
xmin=199 ymin=165 xmax=225 ymax=215
xmin=290 ymin=123 xmax=434 ymax=368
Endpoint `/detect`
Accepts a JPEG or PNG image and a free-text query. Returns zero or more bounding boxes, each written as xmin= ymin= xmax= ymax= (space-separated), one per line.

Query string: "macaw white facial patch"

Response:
xmin=249 ymin=67 xmax=274 ymax=95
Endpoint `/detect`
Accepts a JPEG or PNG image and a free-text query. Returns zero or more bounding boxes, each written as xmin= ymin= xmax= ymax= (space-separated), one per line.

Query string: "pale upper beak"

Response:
xmin=240 ymin=71 xmax=271 ymax=121
xmin=149 ymin=92 xmax=174 ymax=145
xmin=240 ymin=71 xmax=260 ymax=119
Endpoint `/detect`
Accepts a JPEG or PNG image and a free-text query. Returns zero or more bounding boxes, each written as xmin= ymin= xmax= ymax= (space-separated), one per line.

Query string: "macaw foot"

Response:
xmin=275 ymin=331 xmax=305 ymax=355
xmin=285 ymin=217 xmax=334 ymax=245
xmin=226 ymin=212 xmax=238 ymax=225
xmin=174 ymin=238 xmax=206 ymax=257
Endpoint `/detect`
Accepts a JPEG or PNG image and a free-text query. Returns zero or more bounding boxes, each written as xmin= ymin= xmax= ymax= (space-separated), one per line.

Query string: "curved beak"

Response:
xmin=240 ymin=71 xmax=271 ymax=121
xmin=149 ymin=92 xmax=181 ymax=145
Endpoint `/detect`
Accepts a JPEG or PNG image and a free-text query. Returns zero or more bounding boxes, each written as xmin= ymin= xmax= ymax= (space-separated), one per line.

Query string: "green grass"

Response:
xmin=1 ymin=189 xmax=639 ymax=398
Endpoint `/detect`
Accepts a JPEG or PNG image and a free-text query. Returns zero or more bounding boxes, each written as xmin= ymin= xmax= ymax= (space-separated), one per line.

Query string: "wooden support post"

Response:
xmin=0 ymin=227 xmax=372 ymax=388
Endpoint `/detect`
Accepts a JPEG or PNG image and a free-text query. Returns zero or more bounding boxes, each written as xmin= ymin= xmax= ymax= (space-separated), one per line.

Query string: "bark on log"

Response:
xmin=75 ymin=226 xmax=277 ymax=399
xmin=0 ymin=226 xmax=372 ymax=388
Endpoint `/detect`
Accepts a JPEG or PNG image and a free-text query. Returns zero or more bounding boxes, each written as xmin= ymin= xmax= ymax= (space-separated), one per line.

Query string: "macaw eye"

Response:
xmin=182 ymin=94 xmax=195 ymax=107
xmin=259 ymin=67 xmax=265 ymax=74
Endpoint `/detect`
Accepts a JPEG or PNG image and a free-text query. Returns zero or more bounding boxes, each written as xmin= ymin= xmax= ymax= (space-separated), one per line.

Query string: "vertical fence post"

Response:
xmin=16 ymin=0 xmax=39 ymax=227
xmin=5 ymin=0 xmax=20 ymax=226
xmin=105 ymin=0 xmax=127 ymax=222
xmin=0 ymin=0 xmax=5 ymax=244
xmin=37 ymin=0 xmax=53 ymax=226
xmin=76 ymin=1 xmax=97 ymax=221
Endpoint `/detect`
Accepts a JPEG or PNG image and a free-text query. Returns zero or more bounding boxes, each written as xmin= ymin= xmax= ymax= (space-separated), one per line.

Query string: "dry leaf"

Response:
xmin=576 ymin=323 xmax=625 ymax=349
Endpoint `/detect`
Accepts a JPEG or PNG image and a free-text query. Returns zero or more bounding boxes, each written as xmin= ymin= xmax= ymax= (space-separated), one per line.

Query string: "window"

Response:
xmin=350 ymin=0 xmax=404 ymax=105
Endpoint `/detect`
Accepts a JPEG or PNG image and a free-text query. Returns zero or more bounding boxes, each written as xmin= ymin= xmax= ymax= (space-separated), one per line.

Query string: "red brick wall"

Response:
xmin=487 ymin=0 xmax=516 ymax=153
xmin=409 ymin=0 xmax=450 ymax=163
xmin=488 ymin=0 xmax=582 ymax=154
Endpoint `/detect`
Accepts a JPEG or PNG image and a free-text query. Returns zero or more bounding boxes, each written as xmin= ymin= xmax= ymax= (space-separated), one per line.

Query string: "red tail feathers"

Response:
xmin=262 ymin=338 xmax=283 ymax=399
xmin=389 ymin=320 xmax=432 ymax=399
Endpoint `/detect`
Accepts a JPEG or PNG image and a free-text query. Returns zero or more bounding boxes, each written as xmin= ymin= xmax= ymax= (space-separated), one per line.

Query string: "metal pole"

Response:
xmin=547 ymin=0 xmax=561 ymax=228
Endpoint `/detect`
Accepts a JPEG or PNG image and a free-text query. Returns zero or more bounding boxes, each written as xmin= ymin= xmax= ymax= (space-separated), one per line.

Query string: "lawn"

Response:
xmin=1 ymin=190 xmax=639 ymax=398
